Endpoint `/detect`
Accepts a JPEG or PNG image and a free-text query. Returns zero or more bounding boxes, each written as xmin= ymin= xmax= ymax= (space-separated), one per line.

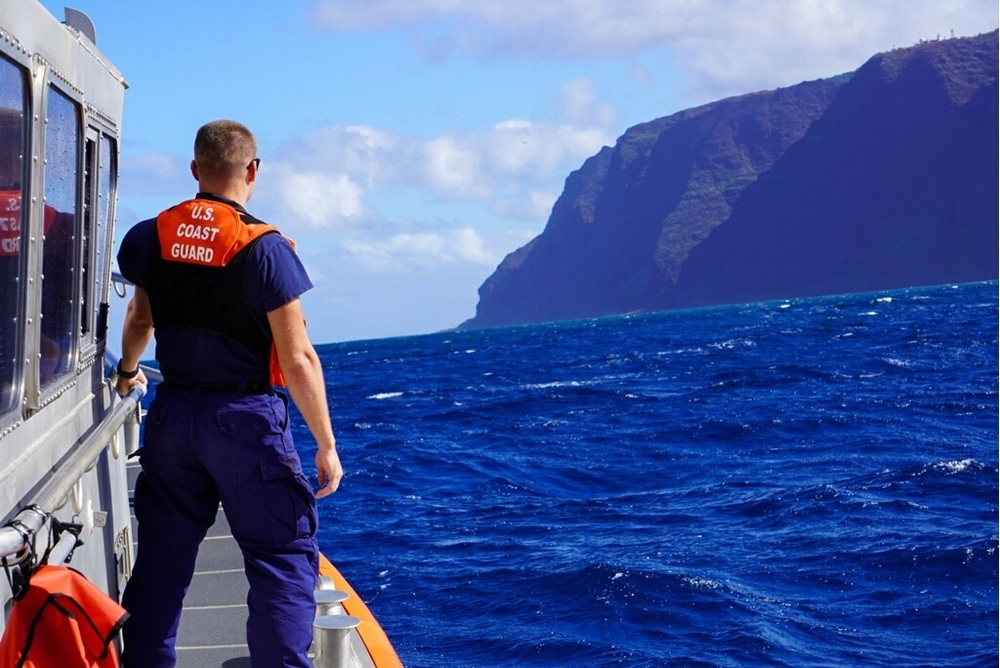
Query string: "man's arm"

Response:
xmin=115 ymin=287 xmax=153 ymax=396
xmin=268 ymin=297 xmax=343 ymax=498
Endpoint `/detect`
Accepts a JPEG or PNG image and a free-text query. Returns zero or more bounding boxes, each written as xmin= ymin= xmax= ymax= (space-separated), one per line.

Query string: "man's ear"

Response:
xmin=190 ymin=160 xmax=199 ymax=181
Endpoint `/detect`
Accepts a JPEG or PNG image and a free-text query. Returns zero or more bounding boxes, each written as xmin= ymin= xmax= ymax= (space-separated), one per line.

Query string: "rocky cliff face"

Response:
xmin=462 ymin=31 xmax=998 ymax=330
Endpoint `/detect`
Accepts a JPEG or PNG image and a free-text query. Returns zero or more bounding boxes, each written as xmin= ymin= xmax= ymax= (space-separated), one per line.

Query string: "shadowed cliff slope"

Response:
xmin=462 ymin=31 xmax=998 ymax=330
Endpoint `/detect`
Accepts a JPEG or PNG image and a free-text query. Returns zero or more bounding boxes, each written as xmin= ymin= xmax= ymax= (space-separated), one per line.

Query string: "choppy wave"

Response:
xmin=304 ymin=282 xmax=998 ymax=667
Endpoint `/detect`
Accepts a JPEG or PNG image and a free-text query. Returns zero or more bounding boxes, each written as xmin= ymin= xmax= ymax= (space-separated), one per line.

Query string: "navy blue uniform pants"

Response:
xmin=121 ymin=385 xmax=319 ymax=668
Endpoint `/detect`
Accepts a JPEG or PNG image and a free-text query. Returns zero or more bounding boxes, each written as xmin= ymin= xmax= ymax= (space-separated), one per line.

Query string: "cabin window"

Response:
xmin=80 ymin=136 xmax=95 ymax=339
xmin=79 ymin=132 xmax=115 ymax=346
xmin=0 ymin=55 xmax=26 ymax=416
xmin=95 ymin=134 xmax=116 ymax=343
xmin=39 ymin=87 xmax=80 ymax=387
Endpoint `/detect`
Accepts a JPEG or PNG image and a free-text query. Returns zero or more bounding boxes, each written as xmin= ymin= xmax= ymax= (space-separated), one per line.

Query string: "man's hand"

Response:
xmin=314 ymin=446 xmax=343 ymax=498
xmin=115 ymin=367 xmax=148 ymax=398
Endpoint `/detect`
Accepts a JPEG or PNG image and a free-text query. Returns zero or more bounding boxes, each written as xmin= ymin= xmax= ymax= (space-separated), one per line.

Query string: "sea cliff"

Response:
xmin=462 ymin=31 xmax=998 ymax=329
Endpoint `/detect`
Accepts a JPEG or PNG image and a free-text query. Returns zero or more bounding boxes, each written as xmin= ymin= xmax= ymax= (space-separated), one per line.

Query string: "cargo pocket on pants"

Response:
xmin=259 ymin=455 xmax=318 ymax=544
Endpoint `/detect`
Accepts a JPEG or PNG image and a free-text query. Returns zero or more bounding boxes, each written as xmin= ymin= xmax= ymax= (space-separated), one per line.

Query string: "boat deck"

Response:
xmin=125 ymin=455 xmax=393 ymax=668
xmin=127 ymin=461 xmax=253 ymax=667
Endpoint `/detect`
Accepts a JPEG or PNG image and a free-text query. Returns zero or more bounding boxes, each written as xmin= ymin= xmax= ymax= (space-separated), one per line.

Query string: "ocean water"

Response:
xmin=301 ymin=281 xmax=998 ymax=667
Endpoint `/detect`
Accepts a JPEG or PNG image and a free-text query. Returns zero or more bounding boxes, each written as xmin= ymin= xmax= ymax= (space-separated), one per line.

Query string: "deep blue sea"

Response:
xmin=299 ymin=281 xmax=998 ymax=667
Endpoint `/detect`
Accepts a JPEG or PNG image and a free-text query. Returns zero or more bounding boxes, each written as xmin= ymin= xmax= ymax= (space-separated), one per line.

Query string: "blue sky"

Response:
xmin=39 ymin=1 xmax=997 ymax=344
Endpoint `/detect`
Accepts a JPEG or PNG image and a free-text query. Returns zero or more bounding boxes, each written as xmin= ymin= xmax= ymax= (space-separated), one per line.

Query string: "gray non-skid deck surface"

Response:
xmin=127 ymin=462 xmax=252 ymax=667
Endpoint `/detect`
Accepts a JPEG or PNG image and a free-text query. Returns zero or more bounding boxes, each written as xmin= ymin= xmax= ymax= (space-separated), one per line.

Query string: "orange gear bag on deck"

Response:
xmin=0 ymin=564 xmax=129 ymax=667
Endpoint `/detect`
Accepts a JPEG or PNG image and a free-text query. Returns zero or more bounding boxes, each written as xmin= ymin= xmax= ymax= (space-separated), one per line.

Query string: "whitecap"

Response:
xmin=368 ymin=391 xmax=403 ymax=400
xmin=709 ymin=339 xmax=756 ymax=350
xmin=936 ymin=458 xmax=977 ymax=474
xmin=683 ymin=577 xmax=721 ymax=590
xmin=525 ymin=380 xmax=583 ymax=389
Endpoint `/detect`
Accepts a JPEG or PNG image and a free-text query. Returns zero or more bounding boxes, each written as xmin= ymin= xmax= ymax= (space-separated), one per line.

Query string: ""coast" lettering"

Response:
xmin=175 ymin=222 xmax=221 ymax=242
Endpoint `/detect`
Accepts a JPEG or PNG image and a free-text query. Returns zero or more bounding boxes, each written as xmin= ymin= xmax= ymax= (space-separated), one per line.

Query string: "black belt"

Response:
xmin=166 ymin=379 xmax=271 ymax=395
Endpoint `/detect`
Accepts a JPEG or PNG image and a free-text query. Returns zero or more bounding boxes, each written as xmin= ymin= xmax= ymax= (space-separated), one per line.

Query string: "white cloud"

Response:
xmin=269 ymin=125 xmax=399 ymax=190
xmin=341 ymin=226 xmax=504 ymax=270
xmin=274 ymin=170 xmax=367 ymax=229
xmin=118 ymin=99 xmax=614 ymax=300
xmin=252 ymin=113 xmax=613 ymax=236
xmin=309 ymin=0 xmax=997 ymax=96
xmin=422 ymin=135 xmax=490 ymax=197
xmin=485 ymin=118 xmax=608 ymax=177
xmin=403 ymin=119 xmax=613 ymax=202
xmin=450 ymin=226 xmax=495 ymax=264
xmin=557 ymin=78 xmax=618 ymax=126
xmin=310 ymin=0 xmax=687 ymax=55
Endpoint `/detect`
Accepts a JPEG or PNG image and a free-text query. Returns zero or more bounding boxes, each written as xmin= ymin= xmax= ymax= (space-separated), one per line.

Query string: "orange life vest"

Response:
xmin=0 ymin=565 xmax=128 ymax=668
xmin=156 ymin=198 xmax=281 ymax=267
xmin=155 ymin=198 xmax=292 ymax=386
xmin=0 ymin=191 xmax=57 ymax=257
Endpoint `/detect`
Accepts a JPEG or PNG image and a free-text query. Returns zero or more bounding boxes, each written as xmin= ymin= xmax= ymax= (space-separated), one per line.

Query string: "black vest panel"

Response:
xmin=144 ymin=232 xmax=276 ymax=364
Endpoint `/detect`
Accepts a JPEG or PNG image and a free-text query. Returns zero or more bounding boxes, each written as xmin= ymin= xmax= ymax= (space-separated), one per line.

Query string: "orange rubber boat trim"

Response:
xmin=319 ymin=554 xmax=403 ymax=667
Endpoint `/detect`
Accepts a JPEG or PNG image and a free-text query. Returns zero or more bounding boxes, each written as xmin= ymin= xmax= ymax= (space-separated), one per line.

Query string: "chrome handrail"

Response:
xmin=0 ymin=382 xmax=146 ymax=560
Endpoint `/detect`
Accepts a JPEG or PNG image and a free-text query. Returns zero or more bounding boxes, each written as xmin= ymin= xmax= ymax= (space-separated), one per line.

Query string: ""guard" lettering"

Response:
xmin=170 ymin=242 xmax=215 ymax=263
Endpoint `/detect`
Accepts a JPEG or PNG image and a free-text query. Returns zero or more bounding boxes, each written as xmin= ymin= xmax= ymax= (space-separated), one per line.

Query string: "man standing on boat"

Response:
xmin=115 ymin=119 xmax=343 ymax=668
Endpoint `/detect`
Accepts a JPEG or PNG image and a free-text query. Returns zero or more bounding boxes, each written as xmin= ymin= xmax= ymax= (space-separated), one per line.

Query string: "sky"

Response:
xmin=39 ymin=1 xmax=998 ymax=344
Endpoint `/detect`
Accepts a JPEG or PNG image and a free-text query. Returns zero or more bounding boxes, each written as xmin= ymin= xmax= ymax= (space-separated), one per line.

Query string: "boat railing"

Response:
xmin=0 ymin=380 xmax=146 ymax=562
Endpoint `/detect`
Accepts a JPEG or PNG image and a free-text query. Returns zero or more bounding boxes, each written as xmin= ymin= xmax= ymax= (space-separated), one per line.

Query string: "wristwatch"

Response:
xmin=117 ymin=360 xmax=139 ymax=379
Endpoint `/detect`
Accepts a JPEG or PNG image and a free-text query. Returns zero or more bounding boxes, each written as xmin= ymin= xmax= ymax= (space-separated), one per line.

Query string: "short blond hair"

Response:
xmin=193 ymin=120 xmax=256 ymax=181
